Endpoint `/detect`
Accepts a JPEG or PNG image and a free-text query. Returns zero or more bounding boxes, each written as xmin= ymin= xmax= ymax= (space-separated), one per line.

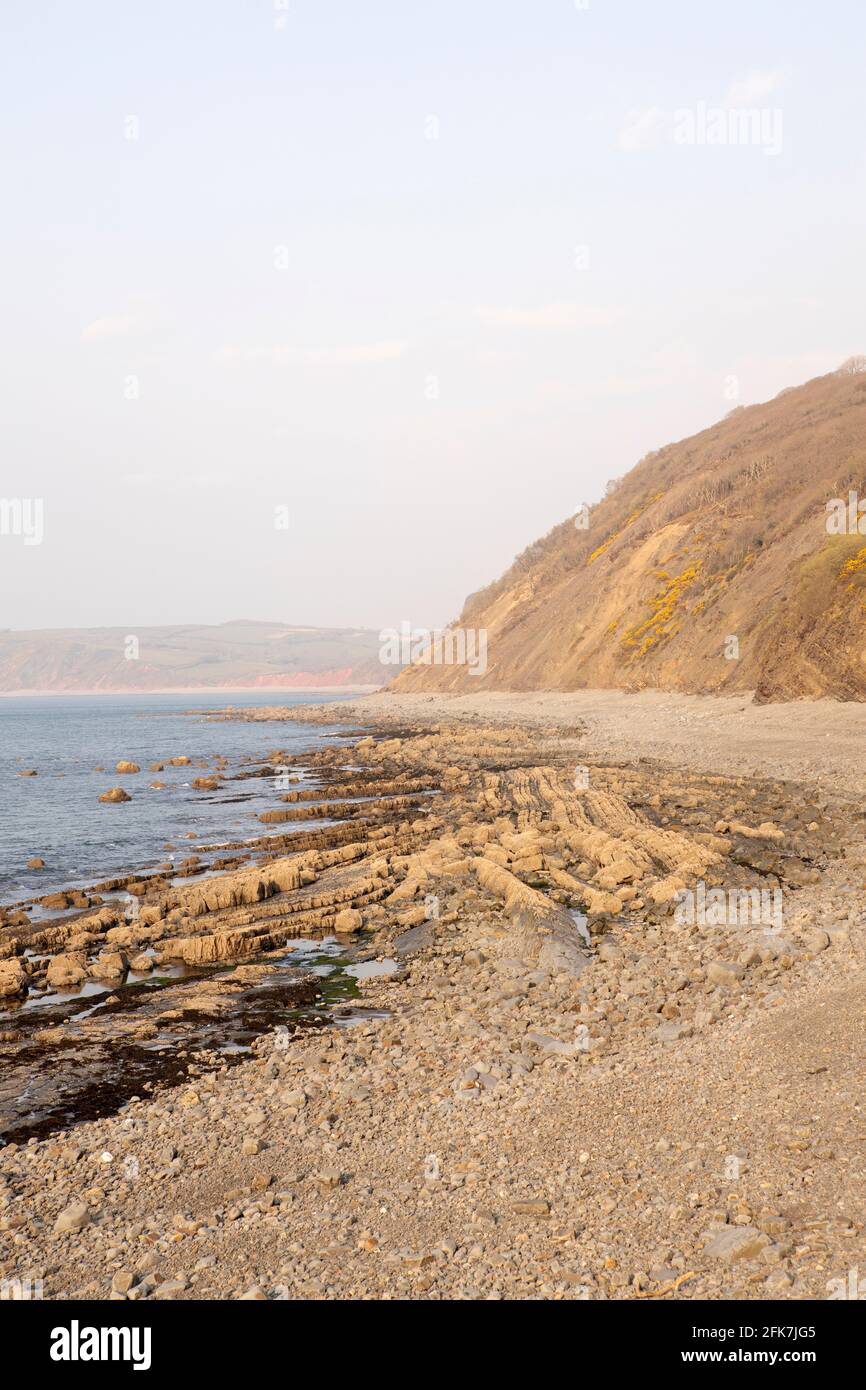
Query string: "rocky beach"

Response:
xmin=1 ymin=691 xmax=863 ymax=1302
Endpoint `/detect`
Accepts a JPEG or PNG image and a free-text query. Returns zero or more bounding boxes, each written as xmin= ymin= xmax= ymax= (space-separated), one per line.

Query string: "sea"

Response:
xmin=0 ymin=691 xmax=350 ymax=906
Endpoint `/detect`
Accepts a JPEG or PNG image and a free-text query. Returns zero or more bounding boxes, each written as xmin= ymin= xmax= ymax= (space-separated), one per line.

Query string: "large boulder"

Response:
xmin=89 ymin=950 xmax=129 ymax=981
xmin=334 ymin=908 xmax=363 ymax=934
xmin=0 ymin=958 xmax=29 ymax=998
xmin=46 ymin=954 xmax=88 ymax=989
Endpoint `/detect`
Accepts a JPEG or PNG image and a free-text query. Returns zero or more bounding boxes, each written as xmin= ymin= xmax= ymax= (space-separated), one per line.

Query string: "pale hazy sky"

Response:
xmin=2 ymin=0 xmax=864 ymax=632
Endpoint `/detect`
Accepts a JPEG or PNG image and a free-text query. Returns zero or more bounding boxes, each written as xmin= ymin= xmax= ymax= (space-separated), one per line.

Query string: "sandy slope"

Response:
xmin=391 ymin=368 xmax=866 ymax=702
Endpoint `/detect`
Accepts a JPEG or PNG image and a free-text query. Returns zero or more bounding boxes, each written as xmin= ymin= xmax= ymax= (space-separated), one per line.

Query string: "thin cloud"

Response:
xmin=724 ymin=70 xmax=784 ymax=107
xmin=81 ymin=294 xmax=159 ymax=343
xmin=215 ymin=340 xmax=409 ymax=367
xmin=476 ymin=303 xmax=625 ymax=330
xmin=618 ymin=106 xmax=666 ymax=152
xmin=81 ymin=314 xmax=141 ymax=343
xmin=619 ymin=74 xmax=785 ymax=156
xmin=301 ymin=340 xmax=409 ymax=366
xmin=123 ymin=472 xmax=237 ymax=490
xmin=531 ymin=338 xmax=699 ymax=404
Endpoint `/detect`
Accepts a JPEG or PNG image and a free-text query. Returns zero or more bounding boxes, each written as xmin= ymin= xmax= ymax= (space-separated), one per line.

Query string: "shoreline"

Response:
xmin=0 ymin=684 xmax=382 ymax=699
xmin=1 ymin=691 xmax=863 ymax=1301
xmin=217 ymin=686 xmax=866 ymax=795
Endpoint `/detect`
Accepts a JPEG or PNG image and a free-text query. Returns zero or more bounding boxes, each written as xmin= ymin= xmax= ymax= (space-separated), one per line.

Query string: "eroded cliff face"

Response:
xmin=392 ymin=368 xmax=866 ymax=702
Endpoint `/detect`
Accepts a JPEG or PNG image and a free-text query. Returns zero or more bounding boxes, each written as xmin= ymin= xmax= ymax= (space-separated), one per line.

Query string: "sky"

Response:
xmin=2 ymin=0 xmax=865 ymax=633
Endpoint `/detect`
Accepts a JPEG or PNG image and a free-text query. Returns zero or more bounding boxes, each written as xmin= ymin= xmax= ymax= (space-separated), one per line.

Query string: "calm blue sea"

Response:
xmin=0 ymin=691 xmax=348 ymax=905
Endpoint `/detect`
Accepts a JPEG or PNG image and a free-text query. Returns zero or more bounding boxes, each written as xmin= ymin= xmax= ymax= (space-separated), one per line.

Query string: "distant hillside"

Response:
xmin=0 ymin=621 xmax=387 ymax=693
xmin=392 ymin=363 xmax=866 ymax=702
